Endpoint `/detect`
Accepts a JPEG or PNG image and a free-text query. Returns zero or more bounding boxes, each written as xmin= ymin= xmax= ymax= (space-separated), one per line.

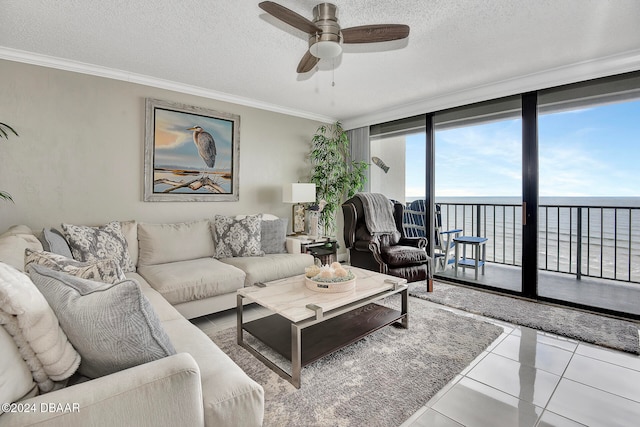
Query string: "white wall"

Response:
xmin=0 ymin=59 xmax=323 ymax=231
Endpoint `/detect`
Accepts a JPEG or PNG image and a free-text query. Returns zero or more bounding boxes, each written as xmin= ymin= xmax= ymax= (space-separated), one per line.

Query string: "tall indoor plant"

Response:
xmin=309 ymin=121 xmax=368 ymax=237
xmin=0 ymin=122 xmax=19 ymax=202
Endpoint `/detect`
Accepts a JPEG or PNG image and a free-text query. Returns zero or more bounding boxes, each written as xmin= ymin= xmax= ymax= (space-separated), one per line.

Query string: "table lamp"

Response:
xmin=283 ymin=183 xmax=316 ymax=234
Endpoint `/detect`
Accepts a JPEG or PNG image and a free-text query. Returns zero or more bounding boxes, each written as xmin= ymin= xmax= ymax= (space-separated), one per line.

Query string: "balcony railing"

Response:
xmin=404 ymin=202 xmax=640 ymax=284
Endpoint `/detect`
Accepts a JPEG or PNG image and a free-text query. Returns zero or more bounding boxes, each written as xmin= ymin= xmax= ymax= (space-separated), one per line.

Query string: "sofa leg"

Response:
xmin=427 ymin=278 xmax=433 ymax=292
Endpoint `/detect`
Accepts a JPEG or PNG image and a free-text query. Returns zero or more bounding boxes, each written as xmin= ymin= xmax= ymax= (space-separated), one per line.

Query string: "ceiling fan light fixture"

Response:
xmin=259 ymin=2 xmax=410 ymax=73
xmin=309 ymin=40 xmax=342 ymax=59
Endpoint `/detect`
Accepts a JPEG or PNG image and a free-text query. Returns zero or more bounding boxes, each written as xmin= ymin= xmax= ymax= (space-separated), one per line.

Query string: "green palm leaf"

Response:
xmin=1 ymin=122 xmax=19 ymax=203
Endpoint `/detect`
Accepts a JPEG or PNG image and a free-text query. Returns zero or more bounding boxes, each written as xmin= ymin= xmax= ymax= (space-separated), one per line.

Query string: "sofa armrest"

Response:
xmin=0 ymin=353 xmax=204 ymax=427
xmin=285 ymin=237 xmax=302 ymax=254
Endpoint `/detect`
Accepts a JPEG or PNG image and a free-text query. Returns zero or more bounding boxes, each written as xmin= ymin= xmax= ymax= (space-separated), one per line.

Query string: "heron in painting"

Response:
xmin=187 ymin=126 xmax=217 ymax=174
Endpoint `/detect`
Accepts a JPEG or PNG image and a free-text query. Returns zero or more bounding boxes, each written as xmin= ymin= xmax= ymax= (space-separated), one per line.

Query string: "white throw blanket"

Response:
xmin=0 ymin=262 xmax=80 ymax=392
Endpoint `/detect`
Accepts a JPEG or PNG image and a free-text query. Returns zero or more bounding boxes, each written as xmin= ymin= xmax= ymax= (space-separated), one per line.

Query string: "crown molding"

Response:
xmin=341 ymin=48 xmax=640 ymax=130
xmin=0 ymin=47 xmax=336 ymax=124
xmin=4 ymin=46 xmax=639 ymax=131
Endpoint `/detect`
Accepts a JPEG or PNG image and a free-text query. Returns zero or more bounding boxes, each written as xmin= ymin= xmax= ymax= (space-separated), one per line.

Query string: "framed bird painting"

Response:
xmin=144 ymin=98 xmax=240 ymax=201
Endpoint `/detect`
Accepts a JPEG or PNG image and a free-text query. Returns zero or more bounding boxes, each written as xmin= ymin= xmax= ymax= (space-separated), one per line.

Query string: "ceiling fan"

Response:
xmin=259 ymin=1 xmax=410 ymax=73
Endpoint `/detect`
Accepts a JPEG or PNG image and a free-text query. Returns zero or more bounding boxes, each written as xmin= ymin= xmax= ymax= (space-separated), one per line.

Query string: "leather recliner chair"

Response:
xmin=342 ymin=195 xmax=433 ymax=287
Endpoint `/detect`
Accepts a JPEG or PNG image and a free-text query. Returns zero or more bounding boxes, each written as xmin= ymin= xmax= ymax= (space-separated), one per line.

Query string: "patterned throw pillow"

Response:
xmin=61 ymin=222 xmax=135 ymax=273
xmin=212 ymin=214 xmax=264 ymax=258
xmin=24 ymin=249 xmax=126 ymax=284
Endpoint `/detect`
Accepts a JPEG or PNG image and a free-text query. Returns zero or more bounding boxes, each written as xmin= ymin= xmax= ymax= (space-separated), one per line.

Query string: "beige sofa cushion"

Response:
xmin=221 ymin=253 xmax=314 ymax=287
xmin=125 ymin=271 xmax=152 ymax=290
xmin=137 ymin=258 xmax=245 ymax=305
xmin=0 ymin=225 xmax=43 ymax=271
xmin=138 ymin=220 xmax=214 ymax=266
xmin=0 ymin=326 xmax=37 ymax=411
xmin=162 ymin=318 xmax=264 ymax=426
xmin=127 ymin=272 xmax=184 ymax=323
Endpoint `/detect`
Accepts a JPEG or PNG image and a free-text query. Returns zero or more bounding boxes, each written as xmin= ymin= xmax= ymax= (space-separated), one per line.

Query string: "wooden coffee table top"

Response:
xmin=238 ymin=266 xmax=407 ymax=323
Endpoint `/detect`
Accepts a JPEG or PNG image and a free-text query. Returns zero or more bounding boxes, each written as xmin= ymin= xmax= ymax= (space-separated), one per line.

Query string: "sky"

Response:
xmin=405 ymin=99 xmax=640 ymax=199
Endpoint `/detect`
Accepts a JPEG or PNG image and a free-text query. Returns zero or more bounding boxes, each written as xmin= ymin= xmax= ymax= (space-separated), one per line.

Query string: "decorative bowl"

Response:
xmin=304 ymin=276 xmax=356 ymax=293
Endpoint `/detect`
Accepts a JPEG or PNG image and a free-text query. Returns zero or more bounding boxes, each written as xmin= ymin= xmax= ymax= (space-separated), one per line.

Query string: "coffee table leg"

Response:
xmin=237 ymin=294 xmax=244 ymax=345
xmin=400 ymin=287 xmax=409 ymax=329
xmin=291 ymin=323 xmax=302 ymax=388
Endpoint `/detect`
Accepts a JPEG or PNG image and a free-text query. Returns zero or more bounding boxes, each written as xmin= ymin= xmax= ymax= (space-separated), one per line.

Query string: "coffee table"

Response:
xmin=236 ymin=267 xmax=408 ymax=388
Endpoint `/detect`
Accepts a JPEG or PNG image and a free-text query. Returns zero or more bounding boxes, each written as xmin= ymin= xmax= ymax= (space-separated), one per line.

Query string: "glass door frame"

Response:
xmin=521 ymin=92 xmax=539 ymax=298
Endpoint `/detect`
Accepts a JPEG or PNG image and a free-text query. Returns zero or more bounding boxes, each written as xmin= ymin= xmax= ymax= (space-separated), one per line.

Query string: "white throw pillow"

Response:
xmin=0 ymin=262 xmax=80 ymax=391
xmin=0 ymin=326 xmax=36 ymax=412
xmin=0 ymin=225 xmax=43 ymax=272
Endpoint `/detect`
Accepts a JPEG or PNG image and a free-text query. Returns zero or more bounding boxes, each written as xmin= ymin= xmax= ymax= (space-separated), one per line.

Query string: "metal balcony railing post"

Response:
xmin=576 ymin=207 xmax=582 ymax=281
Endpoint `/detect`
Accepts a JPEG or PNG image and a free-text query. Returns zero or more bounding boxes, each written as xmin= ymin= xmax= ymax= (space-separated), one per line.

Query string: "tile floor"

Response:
xmin=193 ymin=299 xmax=640 ymax=427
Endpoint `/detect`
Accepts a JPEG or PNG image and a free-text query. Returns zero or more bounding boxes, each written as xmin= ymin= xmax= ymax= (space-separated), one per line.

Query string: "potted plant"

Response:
xmin=0 ymin=122 xmax=19 ymax=202
xmin=309 ymin=121 xmax=368 ymax=237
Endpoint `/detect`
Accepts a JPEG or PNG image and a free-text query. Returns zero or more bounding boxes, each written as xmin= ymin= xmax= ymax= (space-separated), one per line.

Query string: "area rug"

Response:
xmin=410 ymin=281 xmax=640 ymax=354
xmin=208 ymin=297 xmax=502 ymax=427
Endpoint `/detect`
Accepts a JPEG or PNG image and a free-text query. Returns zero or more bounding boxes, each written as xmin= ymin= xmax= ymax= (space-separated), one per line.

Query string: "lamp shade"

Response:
xmin=283 ymin=183 xmax=316 ymax=203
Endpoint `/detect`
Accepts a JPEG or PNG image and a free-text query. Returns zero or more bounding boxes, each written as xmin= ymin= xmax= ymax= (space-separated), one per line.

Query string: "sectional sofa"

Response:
xmin=0 ymin=215 xmax=314 ymax=426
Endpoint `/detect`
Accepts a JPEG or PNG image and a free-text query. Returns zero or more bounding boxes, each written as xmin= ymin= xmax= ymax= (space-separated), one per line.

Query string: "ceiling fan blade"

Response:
xmin=259 ymin=1 xmax=320 ymax=34
xmin=297 ymin=50 xmax=319 ymax=73
xmin=342 ymin=24 xmax=410 ymax=44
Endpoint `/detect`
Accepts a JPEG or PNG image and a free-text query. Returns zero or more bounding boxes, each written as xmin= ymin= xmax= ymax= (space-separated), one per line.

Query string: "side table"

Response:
xmin=453 ymin=236 xmax=488 ymax=280
xmin=290 ymin=236 xmax=338 ymax=265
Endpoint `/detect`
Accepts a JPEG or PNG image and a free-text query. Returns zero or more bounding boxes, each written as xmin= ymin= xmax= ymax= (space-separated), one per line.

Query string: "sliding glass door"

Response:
xmin=537 ymin=76 xmax=640 ymax=316
xmin=433 ymin=97 xmax=524 ymax=292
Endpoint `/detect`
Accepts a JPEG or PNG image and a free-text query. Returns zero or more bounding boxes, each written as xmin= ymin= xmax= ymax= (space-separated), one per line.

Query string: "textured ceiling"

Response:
xmin=2 ymin=0 xmax=640 ymax=128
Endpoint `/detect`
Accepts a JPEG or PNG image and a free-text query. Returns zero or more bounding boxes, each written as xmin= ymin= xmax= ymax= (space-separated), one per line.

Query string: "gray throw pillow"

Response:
xmin=27 ymin=264 xmax=176 ymax=379
xmin=39 ymin=228 xmax=74 ymax=259
xmin=212 ymin=214 xmax=264 ymax=258
xmin=261 ymin=218 xmax=288 ymax=254
xmin=24 ymin=249 xmax=126 ymax=284
xmin=61 ymin=221 xmax=135 ymax=273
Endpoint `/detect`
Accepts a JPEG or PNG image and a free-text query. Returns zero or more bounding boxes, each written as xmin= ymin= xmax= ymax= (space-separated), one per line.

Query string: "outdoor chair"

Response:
xmin=434 ymin=204 xmax=462 ymax=272
xmin=402 ymin=199 xmax=426 ymax=238
xmin=342 ymin=193 xmax=433 ymax=286
xmin=402 ymin=200 xmax=462 ymax=272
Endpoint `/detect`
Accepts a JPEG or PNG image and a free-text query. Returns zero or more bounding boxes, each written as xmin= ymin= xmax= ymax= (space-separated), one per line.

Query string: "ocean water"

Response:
xmin=406 ymin=197 xmax=640 ymax=282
